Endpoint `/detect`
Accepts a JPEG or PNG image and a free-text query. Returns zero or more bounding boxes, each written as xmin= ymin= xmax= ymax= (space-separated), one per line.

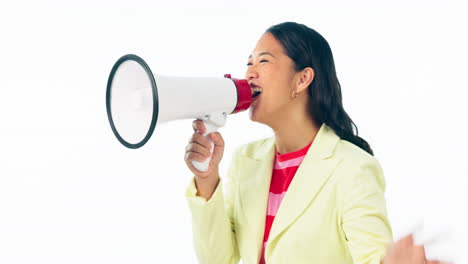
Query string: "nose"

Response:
xmin=245 ymin=64 xmax=259 ymax=80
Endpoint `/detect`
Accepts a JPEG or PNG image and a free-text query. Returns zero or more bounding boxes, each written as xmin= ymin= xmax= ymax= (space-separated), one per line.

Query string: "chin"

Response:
xmin=248 ymin=108 xmax=265 ymax=124
xmin=248 ymin=107 xmax=258 ymax=121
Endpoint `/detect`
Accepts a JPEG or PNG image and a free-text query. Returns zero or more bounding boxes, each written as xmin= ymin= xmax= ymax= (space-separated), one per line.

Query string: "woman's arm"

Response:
xmin=185 ymin=148 xmax=241 ymax=264
xmin=341 ymin=158 xmax=452 ymax=264
xmin=184 ymin=120 xmax=240 ymax=263
xmin=341 ymin=158 xmax=393 ymax=264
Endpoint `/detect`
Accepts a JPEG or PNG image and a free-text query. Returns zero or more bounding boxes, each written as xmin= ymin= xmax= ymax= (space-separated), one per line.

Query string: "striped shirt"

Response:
xmin=259 ymin=140 xmax=313 ymax=264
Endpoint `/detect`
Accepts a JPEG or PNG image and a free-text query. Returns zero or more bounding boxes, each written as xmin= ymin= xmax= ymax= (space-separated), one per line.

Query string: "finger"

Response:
xmin=209 ymin=132 xmax=224 ymax=148
xmin=396 ymin=234 xmax=415 ymax=249
xmin=185 ymin=151 xmax=208 ymax=163
xmin=192 ymin=120 xmax=201 ymax=133
xmin=186 ymin=142 xmax=210 ymax=155
xmin=414 ymin=245 xmax=426 ymax=262
xmin=186 ymin=143 xmax=211 ymax=158
xmin=209 ymin=132 xmax=224 ymax=164
xmin=192 ymin=120 xmax=206 ymax=134
xmin=190 ymin=133 xmax=212 ymax=151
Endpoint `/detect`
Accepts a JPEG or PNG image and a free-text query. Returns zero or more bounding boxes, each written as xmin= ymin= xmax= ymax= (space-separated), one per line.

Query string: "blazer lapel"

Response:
xmin=237 ymin=138 xmax=276 ymax=262
xmin=267 ymin=124 xmax=342 ymax=247
xmin=236 ymin=124 xmax=342 ymax=262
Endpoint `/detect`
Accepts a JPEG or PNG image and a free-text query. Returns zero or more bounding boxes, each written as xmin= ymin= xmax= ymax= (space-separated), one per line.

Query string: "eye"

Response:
xmin=260 ymin=59 xmax=269 ymax=63
xmin=246 ymin=62 xmax=253 ymax=66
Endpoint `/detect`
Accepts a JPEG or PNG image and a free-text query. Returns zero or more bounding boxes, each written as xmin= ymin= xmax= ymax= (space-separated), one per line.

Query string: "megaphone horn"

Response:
xmin=106 ymin=54 xmax=259 ymax=172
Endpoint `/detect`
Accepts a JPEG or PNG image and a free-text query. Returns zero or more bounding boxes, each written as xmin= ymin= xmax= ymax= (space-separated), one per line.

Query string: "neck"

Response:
xmin=271 ymin=112 xmax=320 ymax=155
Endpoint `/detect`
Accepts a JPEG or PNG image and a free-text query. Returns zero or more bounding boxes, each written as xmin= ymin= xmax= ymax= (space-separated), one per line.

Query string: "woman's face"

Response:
xmin=246 ymin=32 xmax=299 ymax=125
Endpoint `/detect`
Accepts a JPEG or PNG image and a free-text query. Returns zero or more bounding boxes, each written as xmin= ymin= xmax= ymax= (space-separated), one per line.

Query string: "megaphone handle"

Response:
xmin=192 ymin=120 xmax=219 ymax=172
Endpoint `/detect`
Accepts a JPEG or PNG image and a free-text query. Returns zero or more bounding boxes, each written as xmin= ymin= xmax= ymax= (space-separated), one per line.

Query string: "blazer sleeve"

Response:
xmin=341 ymin=157 xmax=394 ymax=264
xmin=185 ymin=149 xmax=241 ymax=264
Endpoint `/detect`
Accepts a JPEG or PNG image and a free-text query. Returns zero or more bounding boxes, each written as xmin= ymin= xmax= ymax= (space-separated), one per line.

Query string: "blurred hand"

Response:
xmin=383 ymin=234 xmax=451 ymax=264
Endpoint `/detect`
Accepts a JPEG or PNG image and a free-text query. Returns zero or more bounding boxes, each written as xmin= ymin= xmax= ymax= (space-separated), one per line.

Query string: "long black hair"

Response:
xmin=266 ymin=22 xmax=374 ymax=155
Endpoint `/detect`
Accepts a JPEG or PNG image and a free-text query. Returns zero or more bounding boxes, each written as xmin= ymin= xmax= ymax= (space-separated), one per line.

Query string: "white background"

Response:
xmin=1 ymin=0 xmax=467 ymax=263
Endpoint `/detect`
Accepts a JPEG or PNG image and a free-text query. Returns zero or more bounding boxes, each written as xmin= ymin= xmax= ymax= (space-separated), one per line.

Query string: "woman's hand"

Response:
xmin=184 ymin=119 xmax=225 ymax=200
xmin=382 ymin=234 xmax=451 ymax=264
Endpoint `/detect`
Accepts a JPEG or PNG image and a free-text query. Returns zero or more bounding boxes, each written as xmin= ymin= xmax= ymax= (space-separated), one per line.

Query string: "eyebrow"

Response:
xmin=248 ymin=52 xmax=276 ymax=59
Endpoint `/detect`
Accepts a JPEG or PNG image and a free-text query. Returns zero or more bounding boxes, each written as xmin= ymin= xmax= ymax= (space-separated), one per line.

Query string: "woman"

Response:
xmin=184 ymin=22 xmax=445 ymax=264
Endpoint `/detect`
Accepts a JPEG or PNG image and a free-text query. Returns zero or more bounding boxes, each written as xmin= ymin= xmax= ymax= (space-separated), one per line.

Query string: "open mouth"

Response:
xmin=251 ymin=86 xmax=263 ymax=98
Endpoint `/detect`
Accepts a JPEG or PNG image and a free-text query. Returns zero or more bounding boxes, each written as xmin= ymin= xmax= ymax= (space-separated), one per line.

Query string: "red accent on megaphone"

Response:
xmin=224 ymin=74 xmax=252 ymax=114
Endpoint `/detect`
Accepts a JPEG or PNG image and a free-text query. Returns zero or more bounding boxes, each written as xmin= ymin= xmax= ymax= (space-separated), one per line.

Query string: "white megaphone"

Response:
xmin=106 ymin=54 xmax=261 ymax=172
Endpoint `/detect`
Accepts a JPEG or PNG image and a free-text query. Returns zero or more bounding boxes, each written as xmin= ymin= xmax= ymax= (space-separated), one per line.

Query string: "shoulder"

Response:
xmin=233 ymin=136 xmax=274 ymax=158
xmin=333 ymin=139 xmax=386 ymax=192
xmin=335 ymin=139 xmax=374 ymax=164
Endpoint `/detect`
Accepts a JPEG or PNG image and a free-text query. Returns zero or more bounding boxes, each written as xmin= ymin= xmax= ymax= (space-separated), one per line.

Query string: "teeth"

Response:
xmin=252 ymin=89 xmax=262 ymax=98
xmin=251 ymin=85 xmax=263 ymax=98
xmin=251 ymin=87 xmax=263 ymax=94
xmin=252 ymin=87 xmax=262 ymax=92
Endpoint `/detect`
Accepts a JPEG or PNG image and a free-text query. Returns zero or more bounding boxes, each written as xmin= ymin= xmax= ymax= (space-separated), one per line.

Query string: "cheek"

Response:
xmin=259 ymin=84 xmax=289 ymax=115
xmin=257 ymin=65 xmax=295 ymax=112
xmin=266 ymin=76 xmax=293 ymax=103
xmin=268 ymin=64 xmax=294 ymax=85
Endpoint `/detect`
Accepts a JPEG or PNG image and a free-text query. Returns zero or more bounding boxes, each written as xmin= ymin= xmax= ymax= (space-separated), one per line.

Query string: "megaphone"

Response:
xmin=106 ymin=54 xmax=261 ymax=172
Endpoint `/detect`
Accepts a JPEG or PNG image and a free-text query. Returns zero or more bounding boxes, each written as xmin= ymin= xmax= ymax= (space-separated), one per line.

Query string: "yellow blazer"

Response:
xmin=186 ymin=123 xmax=393 ymax=264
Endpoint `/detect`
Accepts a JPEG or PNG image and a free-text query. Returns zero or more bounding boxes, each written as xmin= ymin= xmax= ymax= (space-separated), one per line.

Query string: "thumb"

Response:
xmin=209 ymin=132 xmax=224 ymax=163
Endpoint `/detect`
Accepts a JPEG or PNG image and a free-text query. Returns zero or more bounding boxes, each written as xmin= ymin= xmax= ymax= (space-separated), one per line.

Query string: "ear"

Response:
xmin=295 ymin=67 xmax=315 ymax=93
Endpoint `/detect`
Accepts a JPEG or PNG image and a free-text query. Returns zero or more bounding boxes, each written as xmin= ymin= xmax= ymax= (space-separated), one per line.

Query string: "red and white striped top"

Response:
xmin=259 ymin=140 xmax=313 ymax=264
